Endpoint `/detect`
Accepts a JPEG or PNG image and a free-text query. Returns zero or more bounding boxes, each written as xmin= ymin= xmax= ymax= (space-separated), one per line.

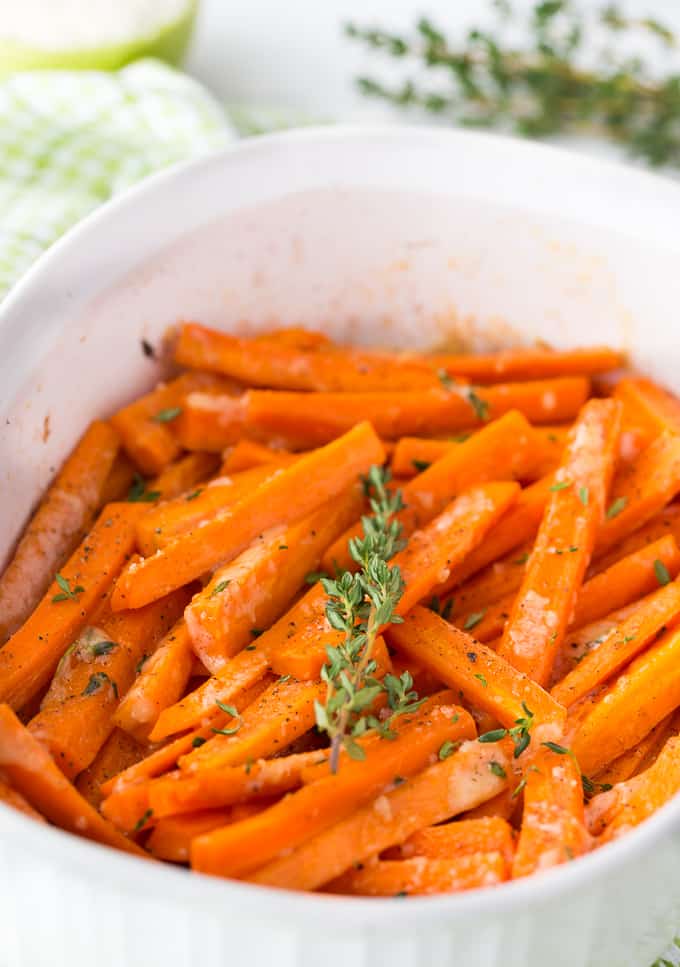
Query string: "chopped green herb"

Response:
xmin=438 ymin=740 xmax=457 ymax=760
xmin=91 ymin=639 xmax=116 ymax=658
xmin=152 ymin=406 xmax=182 ymax=423
xmin=474 ymin=673 xmax=488 ymax=688
xmin=51 ymin=572 xmax=85 ymax=603
xmin=578 ymin=486 xmax=589 ymax=506
xmin=279 ymin=544 xmax=289 ymax=550
xmin=542 ymin=741 xmax=570 ymax=755
xmin=244 ymin=644 xmax=257 ymax=651
xmin=135 ymin=653 xmax=149 ymax=675
xmin=451 ymin=433 xmax=471 ymax=443
xmin=251 ymin=628 xmax=263 ymax=638
xmin=82 ymin=672 xmax=118 ymax=699
xmin=489 ymin=761 xmax=507 ymax=779
xmin=466 ymin=389 xmax=490 ymax=422
xmin=437 ymin=368 xmax=455 ymax=390
xmin=278 ymin=674 xmax=292 ymax=683
xmin=478 ymin=728 xmax=508 ymax=744
xmin=192 ymin=736 xmax=207 ymax=748
xmin=412 ymin=459 xmax=431 ymax=473
xmin=305 ymin=570 xmax=328 ymax=585
xmin=185 ymin=489 xmax=203 ymax=501
xmin=606 ymin=496 xmax=628 ymax=519
xmin=215 ymin=700 xmax=239 ymax=717
xmin=133 ymin=808 xmax=153 ymax=832
xmin=655 ymin=559 xmax=671 ymax=586
xmin=244 ymin=758 xmax=254 ymax=775
xmin=511 ymin=777 xmax=527 ymax=799
xmin=464 ymin=610 xmax=486 ymax=631
xmin=513 ymin=552 xmax=530 ymax=565
xmin=211 ymin=579 xmax=231 ymax=597
xmin=127 ymin=473 xmax=160 ymax=503
xmin=550 ymin=480 xmax=571 ymax=492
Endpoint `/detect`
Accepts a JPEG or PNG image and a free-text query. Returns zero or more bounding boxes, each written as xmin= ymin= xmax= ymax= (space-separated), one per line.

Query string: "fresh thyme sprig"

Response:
xmin=346 ymin=1 xmax=680 ymax=168
xmin=315 ymin=465 xmax=423 ymax=773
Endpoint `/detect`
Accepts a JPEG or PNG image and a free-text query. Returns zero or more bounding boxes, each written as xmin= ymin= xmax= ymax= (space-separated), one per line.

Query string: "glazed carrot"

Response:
xmin=0 ymin=420 xmax=120 ymax=643
xmin=511 ymin=744 xmax=590 ymax=878
xmin=151 ymin=452 xmax=220 ymax=499
xmin=593 ymin=714 xmax=675 ymax=788
xmin=112 ymin=421 xmax=384 ymax=609
xmin=465 ymin=533 xmax=680 ymax=645
xmin=0 ymin=503 xmax=146 ymax=711
xmin=221 ymin=439 xmax=294 ymax=474
xmin=171 ymin=392 xmax=247 ymax=451
xmin=75 ymin=728 xmax=148 ymax=807
xmin=148 ymin=804 xmax=266 ymax=863
xmin=135 ymin=462 xmax=291 ymax=557
xmin=463 ymin=788 xmax=518 ymax=823
xmin=185 ymin=486 xmax=363 ymax=674
xmin=113 ymin=619 xmax=194 ymax=741
xmin=323 ymin=410 xmax=535 ymax=573
xmin=0 ymin=704 xmax=145 ymax=856
xmin=329 ymin=852 xmax=508 ymax=896
xmin=191 ymin=694 xmax=475 ymax=878
xmin=99 ymin=453 xmax=137 ymax=505
xmin=0 ymin=770 xmax=46 ymax=822
xmin=111 ymin=372 xmax=229 ymax=475
xmin=28 ymin=588 xmax=188 ymax=778
xmin=389 ymin=816 xmax=515 ymax=865
xmin=590 ymin=502 xmax=680 ymax=575
xmin=386 ymin=607 xmax=564 ymax=730
xmin=248 ymin=739 xmax=506 ymax=890
xmin=178 ymin=678 xmax=325 ymax=774
xmin=498 ymin=399 xmax=622 ymax=686
xmin=614 ymin=377 xmax=680 ymax=441
xmin=255 ymin=327 xmax=332 ymax=350
xmin=431 ymin=345 xmax=624 ymax=383
xmin=243 ymin=378 xmax=591 ymax=447
xmin=586 ymin=735 xmax=680 ymax=843
xmin=552 ymin=575 xmax=680 ymax=708
xmin=571 ymin=624 xmax=680 ymax=775
xmin=148 ymin=751 xmax=324 ymax=818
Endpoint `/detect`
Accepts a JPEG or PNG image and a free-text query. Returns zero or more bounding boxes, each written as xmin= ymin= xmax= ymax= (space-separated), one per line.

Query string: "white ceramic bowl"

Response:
xmin=2 ymin=127 xmax=680 ymax=967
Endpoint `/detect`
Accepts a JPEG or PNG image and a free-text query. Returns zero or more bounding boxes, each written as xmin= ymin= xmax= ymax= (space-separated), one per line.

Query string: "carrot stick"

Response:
xmin=148 ymin=804 xmax=267 ymax=863
xmin=147 ymin=751 xmax=324 ymax=818
xmin=151 ymin=452 xmax=220 ymax=500
xmin=589 ymin=502 xmax=680 ymax=575
xmin=113 ymin=619 xmax=194 ymax=741
xmin=0 ymin=420 xmax=120 ymax=643
xmin=431 ymin=345 xmax=624 ymax=383
xmin=178 ymin=678 xmax=325 ymax=774
xmin=388 ymin=816 xmax=515 ymax=865
xmin=593 ymin=714 xmax=674 ymax=788
xmin=254 ymin=327 xmax=332 ymax=350
xmin=386 ymin=606 xmax=565 ymax=730
xmin=111 ymin=372 xmax=230 ymax=475
xmin=221 ymin=440 xmax=295 ymax=474
xmin=328 ymin=852 xmax=508 ymax=896
xmin=191 ymin=694 xmax=475 ymax=878
xmin=498 ymin=399 xmax=622 ymax=686
xmin=171 ymin=391 xmax=248 ymax=451
xmin=99 ymin=453 xmax=137 ymax=505
xmin=135 ymin=462 xmax=291 ymax=557
xmin=552 ymin=574 xmax=680 ymax=708
xmin=0 ymin=503 xmax=146 ymax=711
xmin=511 ymin=744 xmax=590 ymax=878
xmin=614 ymin=377 xmax=680 ymax=441
xmin=586 ymin=734 xmax=680 ymax=843
xmin=243 ymin=378 xmax=591 ymax=447
xmin=323 ymin=410 xmax=535 ymax=573
xmin=248 ymin=739 xmax=507 ymax=890
xmin=112 ymin=421 xmax=384 ymax=610
xmin=0 ymin=704 xmax=145 ymax=856
xmin=185 ymin=486 xmax=363 ymax=674
xmin=27 ymin=588 xmax=188 ymax=778
xmin=571 ymin=624 xmax=680 ymax=775
xmin=0 ymin=770 xmax=46 ymax=822
xmin=75 ymin=728 xmax=148 ymax=807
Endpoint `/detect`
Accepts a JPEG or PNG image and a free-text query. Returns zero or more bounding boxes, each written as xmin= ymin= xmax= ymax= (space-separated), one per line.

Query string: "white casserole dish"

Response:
xmin=2 ymin=127 xmax=680 ymax=967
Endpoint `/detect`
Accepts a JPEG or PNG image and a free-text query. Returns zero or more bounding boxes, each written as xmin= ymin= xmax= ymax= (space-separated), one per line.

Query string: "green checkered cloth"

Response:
xmin=0 ymin=58 xmax=232 ymax=298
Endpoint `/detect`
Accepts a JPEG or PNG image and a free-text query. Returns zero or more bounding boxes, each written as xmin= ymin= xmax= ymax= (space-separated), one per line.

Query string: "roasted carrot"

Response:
xmin=571 ymin=624 xmax=680 ymax=775
xmin=0 ymin=503 xmax=146 ymax=711
xmin=0 ymin=770 xmax=46 ymax=822
xmin=0 ymin=421 xmax=120 ymax=643
xmin=323 ymin=410 xmax=534 ymax=573
xmin=0 ymin=704 xmax=145 ymax=856
xmin=431 ymin=345 xmax=624 ymax=383
xmin=511 ymin=744 xmax=590 ymax=877
xmin=112 ymin=421 xmax=384 ymax=610
xmin=328 ymin=852 xmax=508 ymax=896
xmin=389 ymin=816 xmax=515 ymax=866
xmin=593 ymin=714 xmax=675 ymax=788
xmin=590 ymin=502 xmax=680 ymax=574
xmin=498 ymin=399 xmax=622 ymax=686
xmin=254 ymin=327 xmax=332 ymax=350
xmin=151 ymin=452 xmax=220 ymax=500
xmin=148 ymin=804 xmax=267 ymax=863
xmin=614 ymin=377 xmax=680 ymax=442
xmin=75 ymin=728 xmax=148 ymax=807
xmin=248 ymin=739 xmax=507 ymax=890
xmin=184 ymin=486 xmax=363 ymax=674
xmin=386 ymin=606 xmax=565 ymax=730
xmin=99 ymin=453 xmax=137 ymax=505
xmin=221 ymin=440 xmax=295 ymax=474
xmin=191 ymin=694 xmax=475 ymax=878
xmin=242 ymin=378 xmax=591 ymax=447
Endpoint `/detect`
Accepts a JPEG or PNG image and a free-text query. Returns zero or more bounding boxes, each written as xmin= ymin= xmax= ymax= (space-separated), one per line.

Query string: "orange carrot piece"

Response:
xmin=171 ymin=391 xmax=247 ymax=451
xmin=254 ymin=326 xmax=332 ymax=350
xmin=586 ymin=735 xmax=680 ymax=842
xmin=552 ymin=575 xmax=680 ymax=708
xmin=151 ymin=452 xmax=220 ymax=500
xmin=431 ymin=345 xmax=624 ymax=383
xmin=28 ymin=588 xmax=188 ymax=778
xmin=75 ymin=728 xmax=148 ymax=807
xmin=113 ymin=619 xmax=194 ymax=741
xmin=0 ymin=503 xmax=146 ymax=711
xmin=191 ymin=694 xmax=475 ymax=878
xmin=111 ymin=372 xmax=228 ymax=475
xmin=148 ymin=804 xmax=266 ymax=863
xmin=512 ymin=744 xmax=589 ymax=878
xmin=112 ymin=421 xmax=384 ymax=610
xmin=614 ymin=377 xmax=680 ymax=441
xmin=99 ymin=453 xmax=136 ymax=505
xmin=593 ymin=714 xmax=674 ymax=788
xmin=185 ymin=486 xmax=363 ymax=674
xmin=178 ymin=678 xmax=325 ymax=774
xmin=391 ymin=816 xmax=515 ymax=866
xmin=329 ymin=852 xmax=508 ymax=896
xmin=0 ymin=769 xmax=46 ymax=822
xmin=590 ymin=502 xmax=680 ymax=575
xmin=243 ymin=378 xmax=590 ymax=448
xmin=498 ymin=399 xmax=622 ymax=686
xmin=0 ymin=420 xmax=120 ymax=643
xmin=0 ymin=704 xmax=145 ymax=856
xmin=148 ymin=750 xmax=323 ymax=818
xmin=386 ymin=606 xmax=565 ymax=730
xmin=323 ymin=410 xmax=534 ymax=573
xmin=248 ymin=739 xmax=507 ymax=891
xmin=221 ymin=440 xmax=295 ymax=474
xmin=571 ymin=624 xmax=680 ymax=776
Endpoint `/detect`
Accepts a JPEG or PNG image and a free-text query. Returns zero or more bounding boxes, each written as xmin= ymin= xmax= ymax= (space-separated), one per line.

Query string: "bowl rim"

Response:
xmin=3 ymin=123 xmax=680 ymax=924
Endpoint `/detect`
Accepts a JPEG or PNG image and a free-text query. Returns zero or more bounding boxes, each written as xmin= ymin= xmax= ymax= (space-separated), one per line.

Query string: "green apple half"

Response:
xmin=0 ymin=0 xmax=198 ymax=73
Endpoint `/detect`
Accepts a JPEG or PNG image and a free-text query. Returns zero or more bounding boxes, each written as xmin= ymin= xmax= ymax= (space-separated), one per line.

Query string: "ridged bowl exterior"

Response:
xmin=2 ymin=128 xmax=680 ymax=967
